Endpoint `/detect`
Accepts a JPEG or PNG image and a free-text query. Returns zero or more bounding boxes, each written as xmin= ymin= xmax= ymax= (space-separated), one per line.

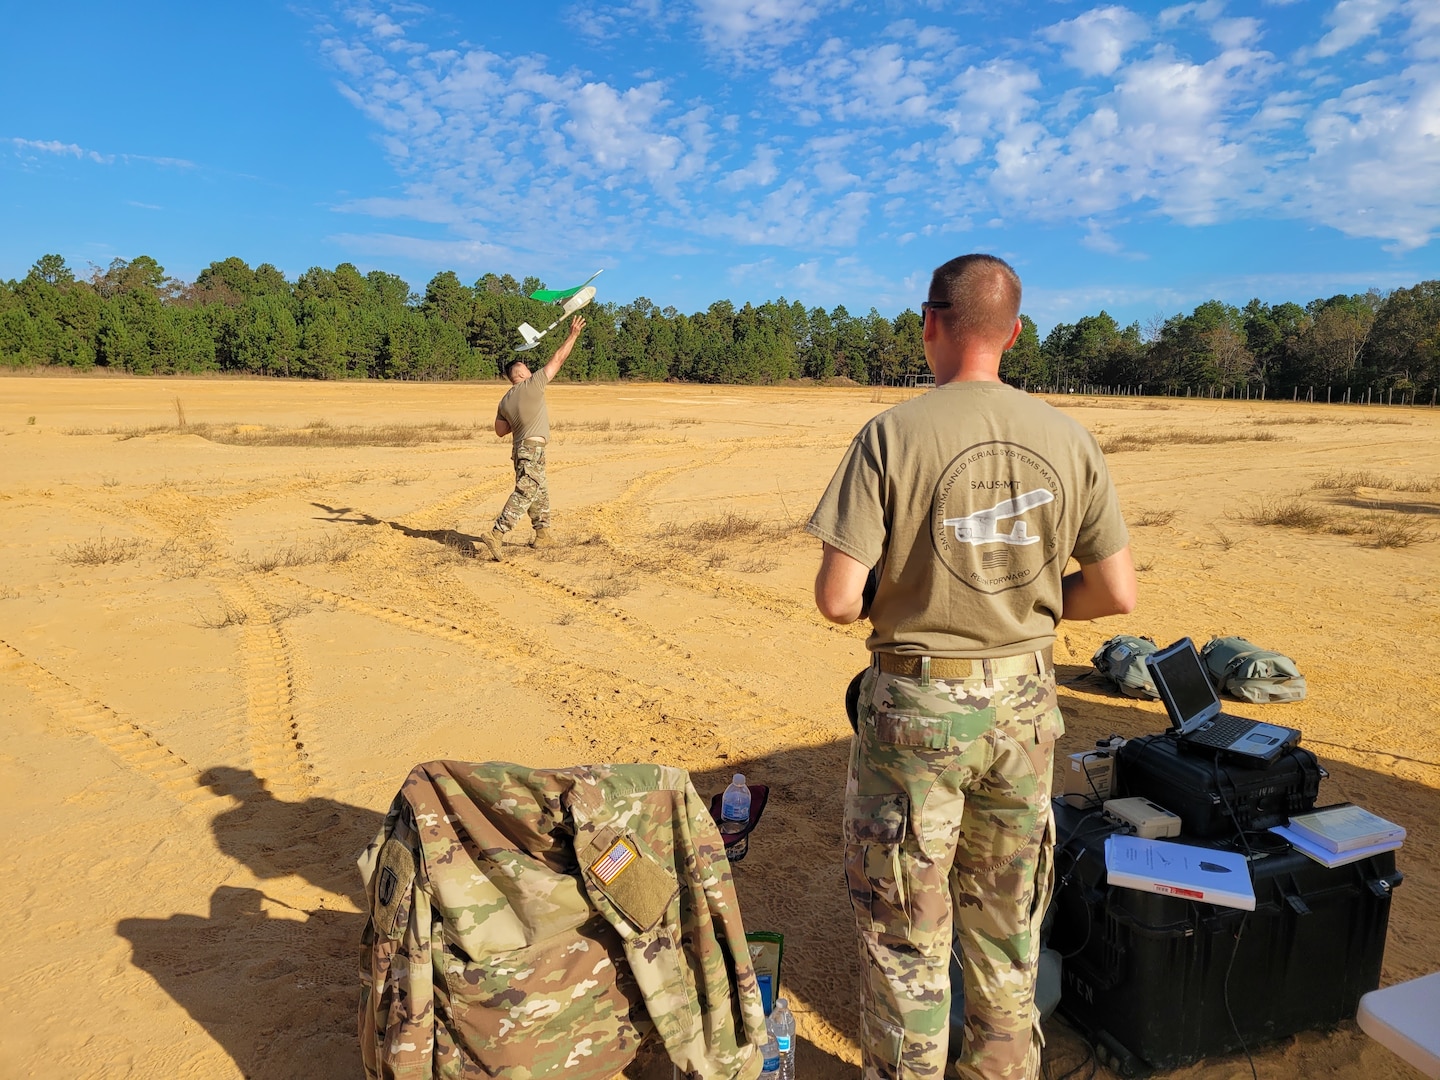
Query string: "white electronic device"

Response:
xmin=1103 ymin=797 xmax=1182 ymax=839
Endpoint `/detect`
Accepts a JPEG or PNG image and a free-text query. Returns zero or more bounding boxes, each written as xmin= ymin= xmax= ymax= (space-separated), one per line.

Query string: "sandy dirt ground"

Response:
xmin=2 ymin=373 xmax=1437 ymax=1080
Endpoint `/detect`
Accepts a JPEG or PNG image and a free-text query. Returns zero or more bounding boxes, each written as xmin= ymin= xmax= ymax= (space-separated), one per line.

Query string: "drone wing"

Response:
xmin=528 ymin=269 xmax=604 ymax=305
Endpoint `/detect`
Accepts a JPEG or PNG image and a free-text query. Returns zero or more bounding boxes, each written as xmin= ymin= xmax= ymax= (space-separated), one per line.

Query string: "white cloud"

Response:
xmin=1042 ymin=6 xmax=1150 ymax=78
xmin=720 ymin=145 xmax=780 ymax=190
xmin=1312 ymin=0 xmax=1402 ymax=58
xmin=317 ymin=2 xmax=717 ymax=258
xmin=7 ymin=137 xmax=194 ymax=169
xmin=311 ymin=0 xmax=1439 ymax=272
xmin=328 ymin=232 xmax=512 ymax=266
xmin=1297 ymin=66 xmax=1440 ymax=249
xmin=1211 ymin=17 xmax=1264 ymax=50
xmin=692 ymin=0 xmax=827 ymax=58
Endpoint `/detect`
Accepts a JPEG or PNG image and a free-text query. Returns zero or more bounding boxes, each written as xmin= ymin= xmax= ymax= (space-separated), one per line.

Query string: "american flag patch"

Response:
xmin=982 ymin=550 xmax=1009 ymax=569
xmin=589 ymin=839 xmax=638 ymax=884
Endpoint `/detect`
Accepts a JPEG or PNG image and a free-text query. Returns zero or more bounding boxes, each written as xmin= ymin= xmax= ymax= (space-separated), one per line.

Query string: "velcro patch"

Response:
xmin=581 ymin=827 xmax=678 ymax=933
xmin=372 ymin=837 xmax=415 ymax=940
xmin=589 ymin=838 xmax=639 ymax=885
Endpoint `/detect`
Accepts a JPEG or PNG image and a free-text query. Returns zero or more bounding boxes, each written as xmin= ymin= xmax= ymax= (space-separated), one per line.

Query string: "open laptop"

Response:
xmin=1145 ymin=638 xmax=1301 ymax=764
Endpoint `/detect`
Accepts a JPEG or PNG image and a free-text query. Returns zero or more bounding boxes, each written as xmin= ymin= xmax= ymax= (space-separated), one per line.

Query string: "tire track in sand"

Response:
xmin=575 ymin=438 xmax=858 ymax=635
xmin=0 ymin=638 xmax=226 ymax=814
xmin=277 ymin=575 xmax=781 ymax=762
xmin=215 ymin=580 xmax=318 ymax=798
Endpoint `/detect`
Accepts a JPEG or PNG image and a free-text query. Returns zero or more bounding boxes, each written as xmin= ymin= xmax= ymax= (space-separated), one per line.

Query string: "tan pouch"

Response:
xmin=580 ymin=826 xmax=678 ymax=933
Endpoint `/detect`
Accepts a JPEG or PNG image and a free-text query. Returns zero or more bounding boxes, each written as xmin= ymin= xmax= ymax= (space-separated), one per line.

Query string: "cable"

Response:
xmin=1221 ymin=912 xmax=1259 ymax=1080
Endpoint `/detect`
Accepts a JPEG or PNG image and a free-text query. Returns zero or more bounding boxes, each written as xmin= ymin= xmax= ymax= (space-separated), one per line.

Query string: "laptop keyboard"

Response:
xmin=1188 ymin=714 xmax=1253 ymax=747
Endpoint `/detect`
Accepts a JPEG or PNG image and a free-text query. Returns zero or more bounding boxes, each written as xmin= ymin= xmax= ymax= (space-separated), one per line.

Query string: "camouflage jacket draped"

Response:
xmin=357 ymin=761 xmax=767 ymax=1080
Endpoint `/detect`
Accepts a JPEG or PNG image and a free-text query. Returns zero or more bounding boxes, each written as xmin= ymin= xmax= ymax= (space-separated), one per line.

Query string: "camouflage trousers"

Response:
xmin=844 ymin=659 xmax=1063 ymax=1080
xmin=494 ymin=440 xmax=550 ymax=533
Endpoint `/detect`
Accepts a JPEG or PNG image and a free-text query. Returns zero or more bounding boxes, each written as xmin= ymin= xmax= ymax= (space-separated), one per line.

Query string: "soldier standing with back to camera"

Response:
xmin=807 ymin=254 xmax=1137 ymax=1080
xmin=482 ymin=314 xmax=586 ymax=561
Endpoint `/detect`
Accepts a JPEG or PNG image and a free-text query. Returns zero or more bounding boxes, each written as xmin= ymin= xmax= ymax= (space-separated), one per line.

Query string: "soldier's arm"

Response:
xmin=495 ymin=414 xmax=512 ymax=438
xmin=814 ymin=543 xmax=870 ymax=624
xmin=542 ymin=314 xmax=586 ymax=381
xmin=1061 ymin=547 xmax=1137 ymax=622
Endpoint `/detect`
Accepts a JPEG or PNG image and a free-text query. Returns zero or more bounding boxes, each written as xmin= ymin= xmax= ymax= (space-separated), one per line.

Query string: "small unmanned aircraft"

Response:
xmin=943 ymin=489 xmax=1055 ymax=546
xmin=514 ymin=270 xmax=604 ymax=352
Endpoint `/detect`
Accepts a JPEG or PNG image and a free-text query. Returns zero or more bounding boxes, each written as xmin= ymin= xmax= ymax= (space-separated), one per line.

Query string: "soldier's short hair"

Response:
xmin=503 ymin=357 xmax=527 ymax=376
xmin=928 ymin=254 xmax=1022 ymax=344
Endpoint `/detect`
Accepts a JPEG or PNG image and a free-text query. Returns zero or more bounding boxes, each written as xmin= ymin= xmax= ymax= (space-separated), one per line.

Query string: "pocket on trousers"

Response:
xmin=874 ymin=711 xmax=952 ymax=749
xmin=862 ymin=1008 xmax=905 ymax=1069
xmin=1029 ymin=809 xmax=1056 ymax=930
xmin=844 ymin=792 xmax=908 ymax=845
xmin=844 ymin=793 xmax=911 ymax=940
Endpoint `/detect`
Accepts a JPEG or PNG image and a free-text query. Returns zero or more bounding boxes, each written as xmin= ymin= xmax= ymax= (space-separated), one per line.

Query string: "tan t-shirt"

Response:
xmin=807 ymin=381 xmax=1128 ymax=657
xmin=497 ymin=368 xmax=552 ymax=454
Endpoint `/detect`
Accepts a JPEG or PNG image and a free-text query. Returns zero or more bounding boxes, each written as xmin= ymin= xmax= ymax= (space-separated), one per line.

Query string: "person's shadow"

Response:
xmin=119 ymin=885 xmax=361 ymax=1079
xmin=118 ymin=769 xmax=385 ymax=1079
xmin=311 ymin=501 xmax=479 ymax=557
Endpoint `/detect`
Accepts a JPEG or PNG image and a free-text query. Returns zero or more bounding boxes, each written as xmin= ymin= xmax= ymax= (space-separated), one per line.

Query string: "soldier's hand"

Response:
xmin=569 ymin=314 xmax=586 ymax=337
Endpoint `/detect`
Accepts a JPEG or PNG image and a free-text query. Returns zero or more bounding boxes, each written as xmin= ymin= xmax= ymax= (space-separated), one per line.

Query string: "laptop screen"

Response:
xmin=1148 ymin=639 xmax=1221 ymax=731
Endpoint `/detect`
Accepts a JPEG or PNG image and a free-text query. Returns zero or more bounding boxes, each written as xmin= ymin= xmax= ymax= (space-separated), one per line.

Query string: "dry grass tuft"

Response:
xmin=1370 ymin=519 xmax=1432 ymax=548
xmin=240 ymin=534 xmax=363 ymax=572
xmin=1312 ymin=470 xmax=1440 ymax=494
xmin=156 ymin=536 xmax=216 ymax=579
xmin=60 ymin=536 xmax=144 ymax=566
xmin=557 ymin=418 xmax=658 ymax=433
xmin=670 ymin=416 xmax=702 ymax=426
xmin=1211 ymin=526 xmax=1237 ymax=551
xmin=590 ymin=570 xmax=637 ymax=599
xmin=690 ymin=511 xmax=769 ymax=543
xmin=1132 ymin=508 xmax=1177 ymax=527
xmin=100 ymin=476 xmax=121 ymax=488
xmin=1255 ymin=414 xmax=1411 ymax=427
xmin=1245 ymin=497 xmax=1331 ymax=531
xmin=1241 ymin=497 xmax=1434 ymax=547
xmin=68 ymin=419 xmax=484 ymax=448
xmin=193 ymin=420 xmax=483 ymax=448
xmin=1099 ymin=428 xmax=1287 ymax=453
xmin=736 ymin=556 xmax=779 ymax=573
xmin=1134 ymin=556 xmax=1156 ymax=572
xmin=199 ymin=602 xmax=249 ymax=629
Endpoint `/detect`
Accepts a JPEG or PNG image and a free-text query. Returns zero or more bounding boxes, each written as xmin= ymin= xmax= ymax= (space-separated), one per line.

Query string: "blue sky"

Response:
xmin=2 ymin=1 xmax=1437 ymax=332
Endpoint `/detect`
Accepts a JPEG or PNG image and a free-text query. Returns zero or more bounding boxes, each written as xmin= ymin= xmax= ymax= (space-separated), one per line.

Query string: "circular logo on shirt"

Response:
xmin=931 ymin=441 xmax=1065 ymax=594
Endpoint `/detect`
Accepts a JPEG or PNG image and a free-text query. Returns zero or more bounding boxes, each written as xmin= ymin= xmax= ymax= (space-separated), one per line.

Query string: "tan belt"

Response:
xmin=521 ymin=436 xmax=547 ymax=444
xmin=876 ymin=646 xmax=1053 ymax=680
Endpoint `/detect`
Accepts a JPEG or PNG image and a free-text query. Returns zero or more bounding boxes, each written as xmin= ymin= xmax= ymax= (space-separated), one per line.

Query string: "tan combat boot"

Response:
xmin=481 ymin=528 xmax=504 ymax=562
xmin=532 ymin=527 xmax=553 ymax=547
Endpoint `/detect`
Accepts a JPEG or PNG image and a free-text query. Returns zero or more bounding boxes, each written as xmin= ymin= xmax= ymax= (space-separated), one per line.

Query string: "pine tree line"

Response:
xmin=2 ymin=254 xmax=1437 ymax=397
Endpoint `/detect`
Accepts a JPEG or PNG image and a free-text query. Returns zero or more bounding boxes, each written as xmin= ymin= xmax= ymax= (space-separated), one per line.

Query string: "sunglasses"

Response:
xmin=921 ymin=300 xmax=952 ymax=320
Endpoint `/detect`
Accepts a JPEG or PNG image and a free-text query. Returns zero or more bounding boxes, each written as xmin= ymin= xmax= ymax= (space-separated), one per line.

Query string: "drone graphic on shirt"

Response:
xmin=943 ymin=489 xmax=1055 ymax=546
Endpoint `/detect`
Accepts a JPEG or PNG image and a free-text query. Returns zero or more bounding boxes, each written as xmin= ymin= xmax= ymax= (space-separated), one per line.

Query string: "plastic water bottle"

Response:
xmin=720 ymin=774 xmax=751 ymax=834
xmin=760 ymin=1031 xmax=780 ymax=1074
xmin=769 ymin=997 xmax=795 ymax=1079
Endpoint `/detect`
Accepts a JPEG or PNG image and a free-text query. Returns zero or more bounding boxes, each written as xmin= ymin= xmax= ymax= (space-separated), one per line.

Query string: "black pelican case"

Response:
xmin=1114 ymin=733 xmax=1324 ymax=839
xmin=1047 ymin=799 xmax=1401 ymax=1075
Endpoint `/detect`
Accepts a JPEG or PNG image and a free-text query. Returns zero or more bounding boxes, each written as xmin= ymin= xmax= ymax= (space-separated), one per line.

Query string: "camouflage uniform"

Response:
xmin=495 ymin=440 xmax=550 ymax=534
xmin=846 ymin=659 xmax=1062 ymax=1080
xmin=357 ymin=760 xmax=767 ymax=1080
xmin=808 ymin=374 xmax=1129 ymax=1079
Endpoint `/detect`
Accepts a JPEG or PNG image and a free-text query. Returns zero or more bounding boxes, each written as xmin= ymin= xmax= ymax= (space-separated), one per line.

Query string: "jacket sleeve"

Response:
xmin=358 ymin=798 xmax=437 ymax=1080
xmin=570 ymin=767 xmax=765 ymax=1080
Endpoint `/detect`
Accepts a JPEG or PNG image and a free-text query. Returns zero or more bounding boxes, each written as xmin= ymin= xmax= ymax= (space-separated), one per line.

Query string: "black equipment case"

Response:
xmin=1115 ymin=734 xmax=1325 ymax=839
xmin=1047 ymin=800 xmax=1401 ymax=1075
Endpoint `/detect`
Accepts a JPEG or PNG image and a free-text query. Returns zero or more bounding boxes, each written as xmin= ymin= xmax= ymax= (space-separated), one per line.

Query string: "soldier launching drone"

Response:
xmin=480 ymin=273 xmax=600 ymax=561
